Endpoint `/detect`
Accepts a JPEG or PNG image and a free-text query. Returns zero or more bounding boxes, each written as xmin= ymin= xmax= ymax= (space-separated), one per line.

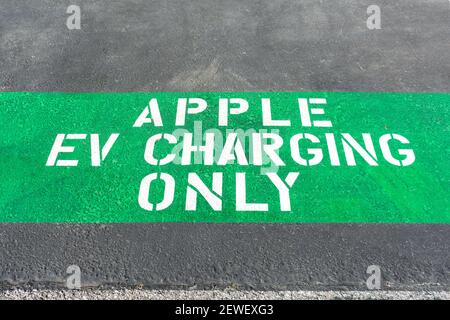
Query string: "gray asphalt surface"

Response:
xmin=1 ymin=0 xmax=449 ymax=294
xmin=1 ymin=224 xmax=450 ymax=291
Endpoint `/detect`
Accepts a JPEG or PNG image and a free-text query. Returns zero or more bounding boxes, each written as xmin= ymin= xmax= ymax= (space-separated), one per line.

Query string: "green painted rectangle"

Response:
xmin=0 ymin=92 xmax=449 ymax=223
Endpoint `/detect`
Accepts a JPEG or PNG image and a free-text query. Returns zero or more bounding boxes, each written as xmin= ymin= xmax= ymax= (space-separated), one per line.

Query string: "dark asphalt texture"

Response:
xmin=1 ymin=0 xmax=449 ymax=290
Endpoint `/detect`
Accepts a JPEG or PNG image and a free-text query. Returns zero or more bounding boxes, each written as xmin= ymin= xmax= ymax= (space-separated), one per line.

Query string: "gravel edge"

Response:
xmin=1 ymin=289 xmax=449 ymax=300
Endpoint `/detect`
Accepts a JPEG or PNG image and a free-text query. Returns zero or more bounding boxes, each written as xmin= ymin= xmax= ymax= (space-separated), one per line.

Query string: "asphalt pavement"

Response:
xmin=0 ymin=0 xmax=449 ymax=295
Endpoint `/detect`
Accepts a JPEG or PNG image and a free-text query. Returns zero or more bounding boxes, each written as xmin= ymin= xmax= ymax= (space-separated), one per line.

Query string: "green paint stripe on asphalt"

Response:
xmin=0 ymin=92 xmax=449 ymax=223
